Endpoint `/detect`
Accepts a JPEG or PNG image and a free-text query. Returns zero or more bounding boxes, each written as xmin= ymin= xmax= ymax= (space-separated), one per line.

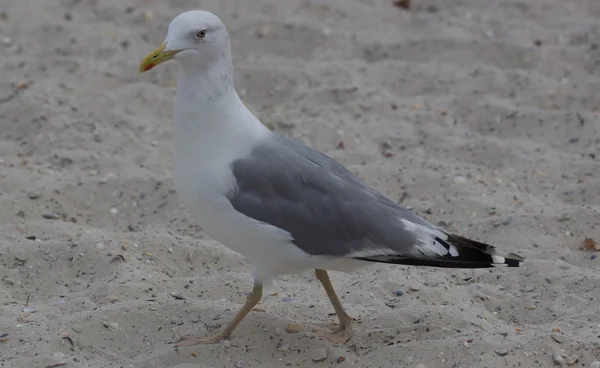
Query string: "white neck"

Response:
xmin=171 ymin=61 xmax=270 ymax=200
xmin=173 ymin=63 xmax=269 ymax=157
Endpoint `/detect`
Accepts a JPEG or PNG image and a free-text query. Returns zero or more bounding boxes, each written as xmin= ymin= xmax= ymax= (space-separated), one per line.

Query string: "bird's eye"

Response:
xmin=197 ymin=29 xmax=207 ymax=39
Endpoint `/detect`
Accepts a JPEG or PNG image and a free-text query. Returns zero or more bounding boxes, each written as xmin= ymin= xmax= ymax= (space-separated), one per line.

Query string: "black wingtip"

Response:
xmin=353 ymin=234 xmax=524 ymax=269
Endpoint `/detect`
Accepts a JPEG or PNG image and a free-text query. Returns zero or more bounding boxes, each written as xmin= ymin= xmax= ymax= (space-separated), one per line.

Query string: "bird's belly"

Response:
xmin=172 ymin=163 xmax=234 ymax=236
xmin=172 ymin=157 xmax=363 ymax=281
xmin=186 ymin=198 xmax=312 ymax=279
xmin=173 ymin=161 xmax=301 ymax=264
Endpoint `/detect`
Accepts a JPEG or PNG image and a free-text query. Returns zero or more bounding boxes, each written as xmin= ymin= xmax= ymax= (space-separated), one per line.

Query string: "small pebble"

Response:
xmin=409 ymin=285 xmax=420 ymax=292
xmin=551 ymin=333 xmax=564 ymax=343
xmin=286 ymin=323 xmax=302 ymax=334
xmin=22 ymin=306 xmax=37 ymax=313
xmin=493 ymin=216 xmax=513 ymax=227
xmin=109 ymin=208 xmax=118 ymax=215
xmin=102 ymin=321 xmax=119 ymax=330
xmin=495 ymin=348 xmax=508 ymax=356
xmin=282 ymin=297 xmax=295 ymax=303
xmin=395 ymin=289 xmax=404 ymax=296
xmin=566 ymin=356 xmax=578 ymax=365
xmin=520 ymin=285 xmax=535 ymax=292
xmin=27 ymin=192 xmax=41 ymax=200
xmin=144 ymin=9 xmax=154 ymax=22
xmin=277 ymin=344 xmax=290 ymax=352
xmin=454 ymin=176 xmax=467 ymax=184
xmin=234 ymin=360 xmax=245 ymax=368
xmin=304 ymin=331 xmax=316 ymax=339
xmin=220 ymin=340 xmax=230 ymax=348
xmin=310 ymin=347 xmax=328 ymax=361
xmin=553 ymin=351 xmax=565 ymax=366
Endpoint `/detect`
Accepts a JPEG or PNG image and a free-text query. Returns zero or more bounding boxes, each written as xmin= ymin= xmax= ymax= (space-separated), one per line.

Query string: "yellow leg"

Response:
xmin=313 ymin=269 xmax=353 ymax=344
xmin=175 ymin=283 xmax=263 ymax=346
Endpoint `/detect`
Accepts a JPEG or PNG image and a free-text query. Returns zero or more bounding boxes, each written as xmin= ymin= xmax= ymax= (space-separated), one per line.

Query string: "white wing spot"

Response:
xmin=448 ymin=244 xmax=459 ymax=257
xmin=432 ymin=240 xmax=449 ymax=256
xmin=400 ymin=219 xmax=449 ymax=257
xmin=492 ymin=255 xmax=505 ymax=264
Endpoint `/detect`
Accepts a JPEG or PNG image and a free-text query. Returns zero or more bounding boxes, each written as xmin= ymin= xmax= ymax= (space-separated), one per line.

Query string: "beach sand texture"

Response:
xmin=0 ymin=0 xmax=599 ymax=367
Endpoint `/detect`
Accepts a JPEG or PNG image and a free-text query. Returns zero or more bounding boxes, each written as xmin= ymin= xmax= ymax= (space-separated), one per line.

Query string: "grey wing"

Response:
xmin=227 ymin=135 xmax=524 ymax=268
xmin=271 ymin=135 xmax=435 ymax=228
xmin=227 ymin=135 xmax=437 ymax=258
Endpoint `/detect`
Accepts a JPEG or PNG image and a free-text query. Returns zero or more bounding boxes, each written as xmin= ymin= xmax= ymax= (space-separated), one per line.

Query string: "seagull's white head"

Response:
xmin=139 ymin=10 xmax=231 ymax=73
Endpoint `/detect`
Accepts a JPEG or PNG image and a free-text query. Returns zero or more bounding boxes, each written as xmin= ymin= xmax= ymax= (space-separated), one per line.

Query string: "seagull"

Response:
xmin=138 ymin=10 xmax=523 ymax=346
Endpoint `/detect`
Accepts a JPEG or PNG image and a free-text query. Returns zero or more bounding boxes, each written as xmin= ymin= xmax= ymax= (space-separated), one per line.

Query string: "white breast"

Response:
xmin=172 ymin=80 xmax=315 ymax=279
xmin=173 ymin=144 xmax=312 ymax=281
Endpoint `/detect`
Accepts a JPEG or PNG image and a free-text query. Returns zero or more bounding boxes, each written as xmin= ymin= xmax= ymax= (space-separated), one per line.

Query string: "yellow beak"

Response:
xmin=138 ymin=43 xmax=180 ymax=73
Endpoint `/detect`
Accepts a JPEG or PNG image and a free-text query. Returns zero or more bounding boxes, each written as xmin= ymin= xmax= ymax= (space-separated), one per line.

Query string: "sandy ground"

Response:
xmin=1 ymin=0 xmax=599 ymax=367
